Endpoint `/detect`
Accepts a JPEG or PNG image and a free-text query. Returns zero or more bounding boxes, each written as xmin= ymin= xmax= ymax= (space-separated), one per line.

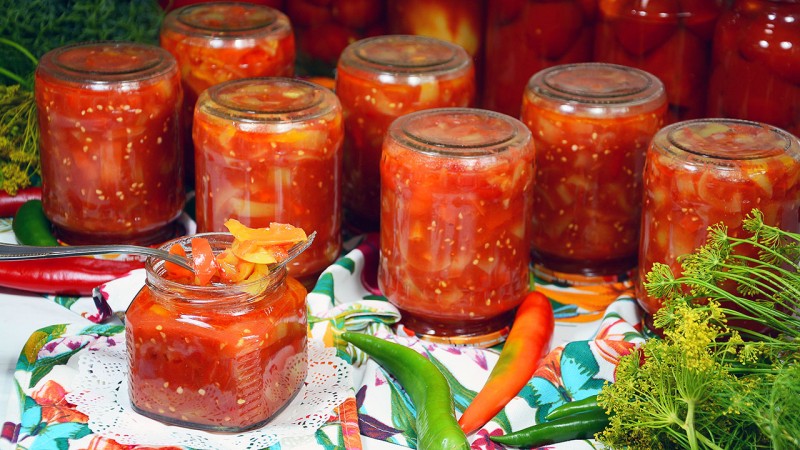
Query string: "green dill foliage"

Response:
xmin=0 ymin=85 xmax=38 ymax=195
xmin=597 ymin=209 xmax=800 ymax=450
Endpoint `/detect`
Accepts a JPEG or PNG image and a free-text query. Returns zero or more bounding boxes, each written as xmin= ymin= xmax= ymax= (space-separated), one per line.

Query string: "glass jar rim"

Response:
xmin=338 ymin=34 xmax=472 ymax=77
xmin=163 ymin=1 xmax=290 ymax=38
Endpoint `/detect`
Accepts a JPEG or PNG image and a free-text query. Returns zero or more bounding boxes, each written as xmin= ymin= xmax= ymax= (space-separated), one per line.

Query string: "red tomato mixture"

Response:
xmin=160 ymin=2 xmax=295 ymax=182
xmin=336 ymin=35 xmax=476 ymax=230
xmin=379 ymin=108 xmax=534 ymax=338
xmin=522 ymin=63 xmax=667 ymax=276
xmin=126 ymin=222 xmax=309 ymax=431
xmin=193 ymin=78 xmax=343 ymax=286
xmin=481 ymin=0 xmax=596 ymax=117
xmin=707 ymin=0 xmax=800 ymax=137
xmin=594 ymin=0 xmax=723 ymax=123
xmin=35 ymin=42 xmax=184 ymax=245
xmin=637 ymin=120 xmax=800 ymax=314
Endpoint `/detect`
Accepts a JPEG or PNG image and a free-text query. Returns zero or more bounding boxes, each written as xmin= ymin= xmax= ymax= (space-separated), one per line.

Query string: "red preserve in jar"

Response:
xmin=379 ymin=108 xmax=534 ymax=342
xmin=522 ymin=63 xmax=666 ymax=276
xmin=707 ymin=0 xmax=800 ymax=137
xmin=594 ymin=0 xmax=722 ymax=123
xmin=336 ymin=35 xmax=476 ymax=231
xmin=482 ymin=0 xmax=596 ymax=117
xmin=160 ymin=2 xmax=295 ymax=183
xmin=637 ymin=119 xmax=800 ymax=314
xmin=193 ymin=78 xmax=343 ymax=287
xmin=35 ymin=42 xmax=184 ymax=245
xmin=126 ymin=233 xmax=308 ymax=432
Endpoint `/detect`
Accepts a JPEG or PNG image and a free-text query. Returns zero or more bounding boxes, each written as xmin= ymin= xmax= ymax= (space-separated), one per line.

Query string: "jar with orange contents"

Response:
xmin=336 ymin=35 xmax=476 ymax=232
xmin=160 ymin=2 xmax=295 ymax=184
xmin=35 ymin=42 xmax=184 ymax=245
xmin=126 ymin=233 xmax=308 ymax=432
xmin=637 ymin=119 xmax=800 ymax=317
xmin=379 ymin=108 xmax=534 ymax=344
xmin=193 ymin=78 xmax=343 ymax=288
xmin=522 ymin=63 xmax=666 ymax=277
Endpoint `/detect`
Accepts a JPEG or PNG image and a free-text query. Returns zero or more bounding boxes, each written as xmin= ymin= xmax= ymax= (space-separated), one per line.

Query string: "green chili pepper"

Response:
xmin=340 ymin=332 xmax=469 ymax=450
xmin=545 ymin=395 xmax=601 ymax=421
xmin=489 ymin=409 xmax=610 ymax=447
xmin=13 ymin=199 xmax=60 ymax=246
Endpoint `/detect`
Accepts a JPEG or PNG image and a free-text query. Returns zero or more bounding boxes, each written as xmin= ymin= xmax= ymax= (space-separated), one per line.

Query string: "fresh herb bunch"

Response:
xmin=0 ymin=85 xmax=38 ymax=195
xmin=597 ymin=209 xmax=800 ymax=450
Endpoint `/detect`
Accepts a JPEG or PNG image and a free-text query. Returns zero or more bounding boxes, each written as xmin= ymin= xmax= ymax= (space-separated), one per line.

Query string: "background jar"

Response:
xmin=126 ymin=233 xmax=308 ymax=432
xmin=523 ymin=62 xmax=666 ymax=277
xmin=707 ymin=0 xmax=800 ymax=137
xmin=160 ymin=2 xmax=295 ymax=185
xmin=593 ymin=0 xmax=723 ymax=123
xmin=637 ymin=119 xmax=800 ymax=316
xmin=482 ymin=0 xmax=596 ymax=117
xmin=379 ymin=108 xmax=534 ymax=343
xmin=335 ymin=34 xmax=476 ymax=232
xmin=193 ymin=77 xmax=343 ymax=288
xmin=35 ymin=42 xmax=183 ymax=245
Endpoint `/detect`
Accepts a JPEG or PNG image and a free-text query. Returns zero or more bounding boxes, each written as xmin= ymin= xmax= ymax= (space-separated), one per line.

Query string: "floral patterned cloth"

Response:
xmin=2 ymin=230 xmax=647 ymax=450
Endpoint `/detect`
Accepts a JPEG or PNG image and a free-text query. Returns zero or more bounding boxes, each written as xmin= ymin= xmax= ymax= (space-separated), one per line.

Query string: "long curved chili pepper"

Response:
xmin=340 ymin=332 xmax=470 ymax=450
xmin=0 ymin=186 xmax=42 ymax=218
xmin=0 ymin=257 xmax=143 ymax=296
xmin=489 ymin=408 xmax=610 ymax=447
xmin=13 ymin=199 xmax=59 ymax=246
xmin=546 ymin=394 xmax=601 ymax=421
xmin=458 ymin=291 xmax=555 ymax=435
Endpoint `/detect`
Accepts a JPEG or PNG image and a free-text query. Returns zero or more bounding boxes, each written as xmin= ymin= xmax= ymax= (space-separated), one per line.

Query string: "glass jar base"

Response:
xmin=53 ymin=221 xmax=180 ymax=246
xmin=396 ymin=308 xmax=515 ymax=347
xmin=531 ymin=249 xmax=636 ymax=278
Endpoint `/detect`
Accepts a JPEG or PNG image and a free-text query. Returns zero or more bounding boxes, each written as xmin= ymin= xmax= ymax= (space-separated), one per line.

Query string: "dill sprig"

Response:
xmin=597 ymin=209 xmax=800 ymax=450
xmin=0 ymin=85 xmax=38 ymax=194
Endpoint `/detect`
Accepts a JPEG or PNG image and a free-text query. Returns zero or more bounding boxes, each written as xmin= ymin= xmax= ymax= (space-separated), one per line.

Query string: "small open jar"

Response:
xmin=193 ymin=77 xmax=343 ymax=288
xmin=379 ymin=108 xmax=534 ymax=345
xmin=336 ymin=34 xmax=476 ymax=231
xmin=35 ymin=42 xmax=184 ymax=245
xmin=637 ymin=119 xmax=800 ymax=316
xmin=126 ymin=233 xmax=308 ymax=432
xmin=523 ymin=62 xmax=667 ymax=277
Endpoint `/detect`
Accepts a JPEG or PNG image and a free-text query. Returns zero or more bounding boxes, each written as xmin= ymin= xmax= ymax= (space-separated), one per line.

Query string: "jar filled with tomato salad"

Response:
xmin=482 ymin=0 xmax=596 ymax=117
xmin=126 ymin=232 xmax=308 ymax=432
xmin=193 ymin=77 xmax=343 ymax=287
xmin=160 ymin=2 xmax=295 ymax=185
xmin=336 ymin=35 xmax=476 ymax=232
xmin=637 ymin=119 xmax=800 ymax=316
xmin=523 ymin=63 xmax=667 ymax=277
xmin=707 ymin=0 xmax=800 ymax=137
xmin=594 ymin=0 xmax=723 ymax=123
xmin=379 ymin=108 xmax=534 ymax=342
xmin=35 ymin=42 xmax=184 ymax=245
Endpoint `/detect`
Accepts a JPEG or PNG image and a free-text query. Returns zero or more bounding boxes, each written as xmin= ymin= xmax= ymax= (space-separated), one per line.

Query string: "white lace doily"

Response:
xmin=66 ymin=338 xmax=352 ymax=450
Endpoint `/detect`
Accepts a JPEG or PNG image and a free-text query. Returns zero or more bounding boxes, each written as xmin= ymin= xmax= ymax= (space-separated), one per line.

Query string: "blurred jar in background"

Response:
xmin=637 ymin=119 xmax=800 ymax=316
xmin=285 ymin=0 xmax=386 ymax=76
xmin=379 ymin=108 xmax=534 ymax=345
xmin=336 ymin=35 xmax=475 ymax=231
xmin=193 ymin=78 xmax=343 ymax=288
xmin=594 ymin=0 xmax=723 ymax=123
xmin=386 ymin=0 xmax=485 ymax=101
xmin=522 ymin=63 xmax=666 ymax=277
xmin=160 ymin=2 xmax=295 ymax=185
xmin=707 ymin=0 xmax=800 ymax=137
xmin=35 ymin=42 xmax=184 ymax=245
xmin=482 ymin=0 xmax=596 ymax=117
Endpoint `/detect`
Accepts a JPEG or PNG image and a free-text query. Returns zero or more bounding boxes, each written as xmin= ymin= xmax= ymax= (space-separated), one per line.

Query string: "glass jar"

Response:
xmin=637 ymin=119 xmax=800 ymax=315
xmin=594 ymin=0 xmax=723 ymax=123
xmin=160 ymin=1 xmax=295 ymax=185
xmin=707 ymin=0 xmax=800 ymax=137
xmin=336 ymin=34 xmax=476 ymax=232
xmin=126 ymin=233 xmax=308 ymax=432
xmin=379 ymin=108 xmax=534 ymax=343
xmin=522 ymin=63 xmax=667 ymax=276
xmin=482 ymin=0 xmax=596 ymax=117
xmin=193 ymin=77 xmax=343 ymax=288
xmin=35 ymin=42 xmax=184 ymax=245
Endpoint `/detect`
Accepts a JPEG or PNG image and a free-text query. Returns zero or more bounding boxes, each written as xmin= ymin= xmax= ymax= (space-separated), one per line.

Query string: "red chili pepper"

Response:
xmin=0 ymin=187 xmax=42 ymax=218
xmin=458 ymin=291 xmax=555 ymax=435
xmin=0 ymin=256 xmax=143 ymax=296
